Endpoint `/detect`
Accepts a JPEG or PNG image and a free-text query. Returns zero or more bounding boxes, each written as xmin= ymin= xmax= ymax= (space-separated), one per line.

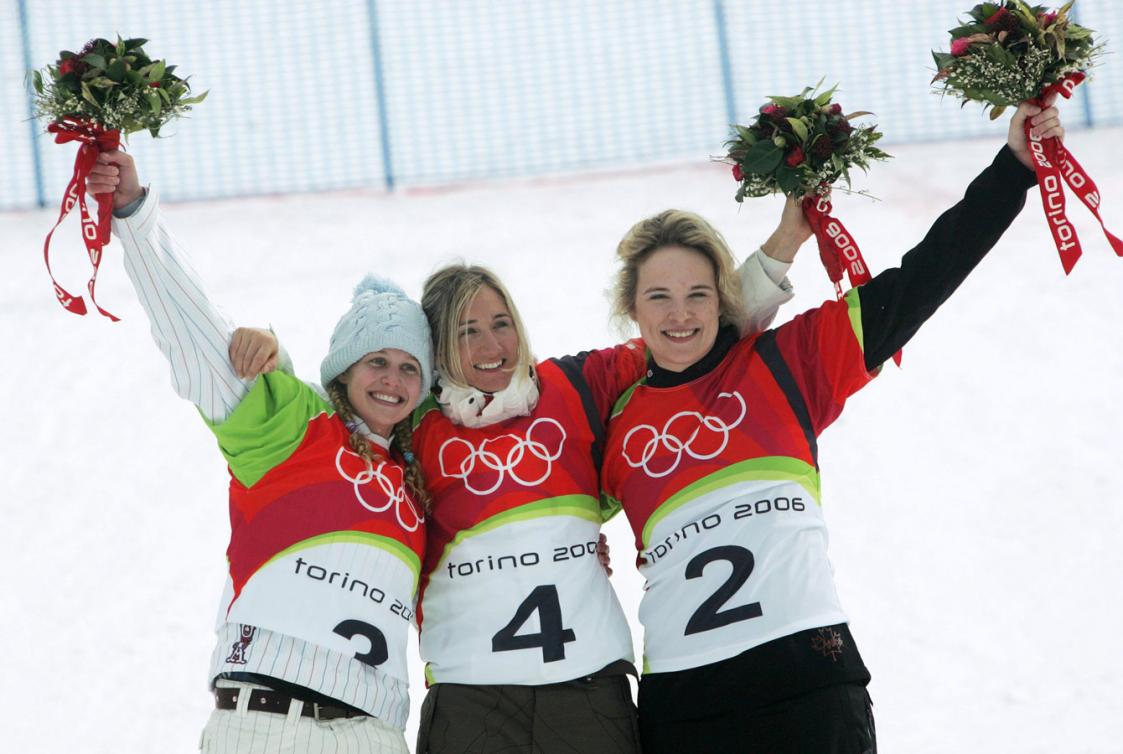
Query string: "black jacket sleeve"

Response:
xmin=859 ymin=146 xmax=1038 ymax=370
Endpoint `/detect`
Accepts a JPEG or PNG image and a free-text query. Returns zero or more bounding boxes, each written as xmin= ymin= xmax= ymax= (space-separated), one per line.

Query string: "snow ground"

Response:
xmin=2 ymin=126 xmax=1122 ymax=753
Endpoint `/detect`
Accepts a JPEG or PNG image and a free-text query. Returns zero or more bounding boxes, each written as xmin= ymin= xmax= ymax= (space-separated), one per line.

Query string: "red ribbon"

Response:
xmin=1025 ymin=72 xmax=1123 ymax=274
xmin=42 ymin=117 xmax=121 ymax=320
xmin=802 ymin=192 xmax=901 ymax=366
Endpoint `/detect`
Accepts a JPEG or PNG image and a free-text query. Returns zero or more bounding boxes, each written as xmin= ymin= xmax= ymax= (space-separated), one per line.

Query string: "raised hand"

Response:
xmin=1008 ymin=94 xmax=1065 ymax=171
xmin=229 ymin=327 xmax=280 ymax=379
xmin=85 ymin=150 xmax=144 ymax=209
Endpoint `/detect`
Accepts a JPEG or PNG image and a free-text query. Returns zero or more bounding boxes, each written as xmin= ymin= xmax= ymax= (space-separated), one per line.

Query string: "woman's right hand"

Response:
xmin=86 ymin=150 xmax=144 ymax=209
xmin=229 ymin=327 xmax=280 ymax=379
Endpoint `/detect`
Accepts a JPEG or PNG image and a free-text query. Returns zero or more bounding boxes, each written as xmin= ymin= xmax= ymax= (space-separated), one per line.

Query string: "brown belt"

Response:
xmin=215 ymin=687 xmax=368 ymax=721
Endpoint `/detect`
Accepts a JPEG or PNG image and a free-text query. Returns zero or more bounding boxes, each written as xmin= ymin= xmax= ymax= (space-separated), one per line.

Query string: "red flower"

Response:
xmin=58 ymin=58 xmax=77 ymax=76
xmin=984 ymin=6 xmax=1020 ymax=33
xmin=812 ymin=137 xmax=834 ymax=161
xmin=785 ymin=147 xmax=805 ymax=167
xmin=828 ymin=118 xmax=853 ymax=140
xmin=829 ymin=103 xmax=842 ymax=115
xmin=1039 ymin=11 xmax=1057 ymax=26
xmin=148 ymin=81 xmax=161 ymax=87
xmin=951 ymin=37 xmax=973 ymax=57
xmin=760 ymin=103 xmax=788 ymax=124
xmin=732 ymin=163 xmax=743 ymax=182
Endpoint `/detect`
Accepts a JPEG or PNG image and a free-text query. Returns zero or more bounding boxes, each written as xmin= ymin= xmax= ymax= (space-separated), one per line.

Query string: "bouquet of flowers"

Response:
xmin=726 ymin=83 xmax=890 ymax=201
xmin=32 ymin=36 xmax=205 ymax=319
xmin=32 ymin=36 xmax=206 ymax=137
xmin=725 ymin=84 xmax=895 ymax=344
xmin=933 ymin=2 xmax=1120 ymax=274
xmin=931 ymin=1 xmax=1102 ymax=119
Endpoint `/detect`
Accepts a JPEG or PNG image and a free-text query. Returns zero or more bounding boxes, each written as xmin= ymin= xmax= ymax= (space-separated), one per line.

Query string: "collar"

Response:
xmin=645 ymin=324 xmax=740 ymax=388
xmin=436 ymin=365 xmax=541 ymax=428
xmin=346 ymin=418 xmax=391 ymax=449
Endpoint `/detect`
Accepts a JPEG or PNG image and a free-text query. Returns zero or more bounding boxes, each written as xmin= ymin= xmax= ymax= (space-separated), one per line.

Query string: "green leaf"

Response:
xmin=989 ymin=104 xmax=1007 ymax=119
xmin=32 ymin=69 xmax=43 ymax=94
xmin=180 ymin=91 xmax=208 ymax=105
xmin=146 ymin=60 xmax=166 ymax=83
xmin=124 ymin=37 xmax=148 ymax=50
xmin=80 ymin=81 xmax=99 ymax=107
xmin=785 ymin=117 xmax=809 ymax=141
xmin=82 ymin=53 xmax=107 ymax=70
xmin=743 ymin=140 xmax=783 ymax=174
xmin=813 ymin=84 xmax=838 ymax=106
xmin=775 ymin=166 xmax=803 ymax=194
xmin=116 ymin=38 xmax=126 ymax=57
xmin=146 ymin=90 xmax=162 ymax=114
xmin=106 ymin=58 xmax=126 ymax=82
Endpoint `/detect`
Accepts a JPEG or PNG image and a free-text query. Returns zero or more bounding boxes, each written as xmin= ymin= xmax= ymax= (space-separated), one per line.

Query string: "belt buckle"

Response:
xmin=311 ymin=702 xmax=323 ymax=721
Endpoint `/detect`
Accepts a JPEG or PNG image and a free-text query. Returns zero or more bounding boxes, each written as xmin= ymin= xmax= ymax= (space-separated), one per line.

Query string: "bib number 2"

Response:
xmin=492 ymin=584 xmax=576 ymax=662
xmin=684 ymin=545 xmax=763 ymax=635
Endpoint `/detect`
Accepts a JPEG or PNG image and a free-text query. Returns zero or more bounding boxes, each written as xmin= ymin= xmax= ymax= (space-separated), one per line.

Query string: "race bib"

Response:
xmin=221 ymin=537 xmax=418 ymax=683
xmin=638 ymin=479 xmax=846 ymax=674
xmin=420 ymin=511 xmax=634 ymax=684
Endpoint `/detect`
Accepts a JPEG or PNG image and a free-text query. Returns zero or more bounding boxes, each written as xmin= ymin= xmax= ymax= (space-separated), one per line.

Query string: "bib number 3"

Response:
xmin=492 ymin=584 xmax=576 ymax=662
xmin=684 ymin=545 xmax=763 ymax=636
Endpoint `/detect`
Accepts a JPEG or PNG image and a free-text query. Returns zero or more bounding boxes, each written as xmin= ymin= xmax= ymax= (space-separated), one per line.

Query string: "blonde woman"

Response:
xmin=86 ymin=151 xmax=434 ymax=753
xmin=599 ymin=99 xmax=1062 ymax=753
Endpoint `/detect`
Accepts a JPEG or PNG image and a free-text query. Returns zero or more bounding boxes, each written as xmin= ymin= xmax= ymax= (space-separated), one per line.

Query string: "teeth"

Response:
xmin=665 ymin=330 xmax=696 ymax=338
xmin=475 ymin=361 xmax=502 ymax=370
xmin=371 ymin=392 xmax=402 ymax=403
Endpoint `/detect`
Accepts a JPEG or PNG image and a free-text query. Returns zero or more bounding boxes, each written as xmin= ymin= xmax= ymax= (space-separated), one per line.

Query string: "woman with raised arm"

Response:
xmin=598 ymin=98 xmax=1062 ymax=753
xmin=86 ymin=151 xmax=434 ymax=753
xmin=406 ymin=232 xmax=801 ymax=752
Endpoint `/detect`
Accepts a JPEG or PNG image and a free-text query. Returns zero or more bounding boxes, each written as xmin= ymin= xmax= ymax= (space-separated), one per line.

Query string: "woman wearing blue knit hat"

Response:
xmin=87 ymin=151 xmax=432 ymax=753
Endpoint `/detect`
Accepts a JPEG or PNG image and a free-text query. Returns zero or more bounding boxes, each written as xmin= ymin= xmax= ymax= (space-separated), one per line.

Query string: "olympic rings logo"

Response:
xmin=437 ymin=418 xmax=567 ymax=496
xmin=621 ymin=391 xmax=747 ymax=478
xmin=335 ymin=448 xmax=424 ymax=532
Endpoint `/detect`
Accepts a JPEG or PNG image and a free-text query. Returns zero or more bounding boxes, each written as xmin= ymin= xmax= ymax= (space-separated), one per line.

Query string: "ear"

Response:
xmin=337 ymin=367 xmax=351 ymax=386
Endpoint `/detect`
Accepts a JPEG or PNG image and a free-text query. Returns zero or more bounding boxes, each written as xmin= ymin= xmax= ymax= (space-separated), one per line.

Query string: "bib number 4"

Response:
xmin=684 ymin=545 xmax=763 ymax=635
xmin=492 ymin=584 xmax=576 ymax=662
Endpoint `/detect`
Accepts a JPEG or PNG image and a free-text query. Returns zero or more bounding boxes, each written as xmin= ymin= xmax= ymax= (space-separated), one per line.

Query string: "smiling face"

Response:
xmin=455 ymin=285 xmax=520 ymax=393
xmin=632 ymin=245 xmax=721 ymax=373
xmin=338 ymin=348 xmax=424 ymax=436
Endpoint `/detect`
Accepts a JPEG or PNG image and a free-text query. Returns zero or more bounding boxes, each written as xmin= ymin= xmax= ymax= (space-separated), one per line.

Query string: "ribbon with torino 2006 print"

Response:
xmin=802 ymin=192 xmax=902 ymax=366
xmin=1025 ymin=72 xmax=1123 ymax=274
xmin=42 ymin=117 xmax=121 ymax=320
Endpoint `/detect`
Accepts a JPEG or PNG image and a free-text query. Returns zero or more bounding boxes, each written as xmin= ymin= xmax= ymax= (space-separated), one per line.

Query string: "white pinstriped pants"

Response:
xmin=200 ymin=681 xmax=408 ymax=754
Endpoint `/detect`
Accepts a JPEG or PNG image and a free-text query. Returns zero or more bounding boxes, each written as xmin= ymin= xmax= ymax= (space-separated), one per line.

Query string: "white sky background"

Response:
xmin=2 ymin=125 xmax=1122 ymax=753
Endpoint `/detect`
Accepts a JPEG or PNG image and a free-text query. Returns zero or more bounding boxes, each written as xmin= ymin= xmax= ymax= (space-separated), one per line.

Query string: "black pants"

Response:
xmin=417 ymin=673 xmax=640 ymax=754
xmin=639 ymin=682 xmax=875 ymax=754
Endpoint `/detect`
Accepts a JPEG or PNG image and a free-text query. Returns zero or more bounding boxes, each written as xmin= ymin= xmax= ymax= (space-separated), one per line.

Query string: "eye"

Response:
xmin=401 ymin=362 xmax=419 ymax=375
xmin=459 ymin=326 xmax=478 ymax=339
xmin=367 ymin=355 xmax=388 ymax=367
xmin=494 ymin=318 xmax=511 ymax=330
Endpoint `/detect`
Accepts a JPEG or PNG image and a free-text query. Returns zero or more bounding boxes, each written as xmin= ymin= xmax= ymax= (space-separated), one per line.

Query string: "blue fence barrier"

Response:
xmin=3 ymin=0 xmax=1121 ymax=210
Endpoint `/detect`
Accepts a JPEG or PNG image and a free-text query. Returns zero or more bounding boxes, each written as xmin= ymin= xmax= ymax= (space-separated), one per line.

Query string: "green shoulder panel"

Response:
xmin=205 ymin=372 xmax=333 ymax=488
xmin=609 ymin=374 xmax=647 ymax=421
xmin=411 ymin=391 xmax=441 ymax=430
xmin=845 ymin=287 xmax=865 ymax=353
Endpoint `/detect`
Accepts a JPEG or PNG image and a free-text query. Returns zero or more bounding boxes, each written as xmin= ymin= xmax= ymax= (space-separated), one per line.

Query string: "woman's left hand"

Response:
xmin=596 ymin=533 xmax=613 ymax=577
xmin=1008 ymin=94 xmax=1064 ymax=170
xmin=229 ymin=327 xmax=279 ymax=379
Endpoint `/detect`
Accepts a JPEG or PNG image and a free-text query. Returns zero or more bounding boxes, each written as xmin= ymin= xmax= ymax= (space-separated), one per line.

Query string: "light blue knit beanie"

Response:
xmin=320 ymin=275 xmax=433 ymax=407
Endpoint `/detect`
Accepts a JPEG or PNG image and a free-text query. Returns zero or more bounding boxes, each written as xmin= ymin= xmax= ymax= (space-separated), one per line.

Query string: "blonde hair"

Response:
xmin=611 ymin=209 xmax=746 ymax=332
xmin=421 ymin=263 xmax=534 ymax=388
xmin=326 ymin=380 xmax=431 ymax=511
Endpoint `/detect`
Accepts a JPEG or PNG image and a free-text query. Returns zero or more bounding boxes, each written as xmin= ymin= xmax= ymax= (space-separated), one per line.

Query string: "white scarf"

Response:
xmin=436 ymin=366 xmax=541 ymax=428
